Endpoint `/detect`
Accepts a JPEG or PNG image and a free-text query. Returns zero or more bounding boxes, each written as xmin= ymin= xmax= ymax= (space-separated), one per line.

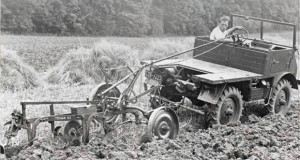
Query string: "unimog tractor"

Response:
xmin=144 ymin=14 xmax=298 ymax=126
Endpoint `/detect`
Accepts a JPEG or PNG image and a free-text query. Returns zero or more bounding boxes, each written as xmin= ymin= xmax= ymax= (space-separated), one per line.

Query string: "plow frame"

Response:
xmin=2 ymin=37 xmax=227 ymax=157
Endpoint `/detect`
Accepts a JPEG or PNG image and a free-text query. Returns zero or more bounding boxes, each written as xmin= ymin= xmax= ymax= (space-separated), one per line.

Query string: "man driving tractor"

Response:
xmin=210 ymin=15 xmax=243 ymax=41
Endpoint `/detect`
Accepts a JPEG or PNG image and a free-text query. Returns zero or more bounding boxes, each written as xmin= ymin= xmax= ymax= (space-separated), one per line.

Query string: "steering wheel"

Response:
xmin=231 ymin=27 xmax=249 ymax=45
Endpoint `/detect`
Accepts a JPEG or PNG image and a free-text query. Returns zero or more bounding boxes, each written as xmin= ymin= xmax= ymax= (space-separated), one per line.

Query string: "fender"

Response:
xmin=197 ymin=83 xmax=227 ymax=105
xmin=272 ymin=72 xmax=298 ymax=89
xmin=4 ymin=121 xmax=12 ymax=126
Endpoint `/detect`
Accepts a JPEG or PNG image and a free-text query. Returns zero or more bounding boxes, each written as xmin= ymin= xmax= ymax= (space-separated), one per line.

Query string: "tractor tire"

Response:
xmin=209 ymin=86 xmax=243 ymax=125
xmin=266 ymin=79 xmax=292 ymax=115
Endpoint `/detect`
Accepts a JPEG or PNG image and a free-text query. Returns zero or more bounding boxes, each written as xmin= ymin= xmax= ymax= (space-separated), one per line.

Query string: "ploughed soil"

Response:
xmin=2 ymin=100 xmax=300 ymax=160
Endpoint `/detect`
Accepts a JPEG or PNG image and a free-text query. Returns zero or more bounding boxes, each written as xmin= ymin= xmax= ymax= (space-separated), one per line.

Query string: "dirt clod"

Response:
xmin=3 ymin=100 xmax=300 ymax=160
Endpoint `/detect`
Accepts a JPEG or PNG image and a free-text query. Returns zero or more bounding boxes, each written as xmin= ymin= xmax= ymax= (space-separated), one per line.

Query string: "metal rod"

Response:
xmin=146 ymin=36 xmax=230 ymax=67
xmin=231 ymin=13 xmax=296 ymax=49
xmin=49 ymin=104 xmax=55 ymax=133
xmin=126 ymin=85 xmax=160 ymax=103
xmin=153 ymin=95 xmax=205 ymax=115
xmin=231 ymin=13 xmax=295 ymax=26
xmin=20 ymin=100 xmax=101 ymax=105
xmin=293 ymin=25 xmax=297 ymax=50
xmin=260 ymin=21 xmax=263 ymax=39
xmin=22 ymin=103 xmax=26 ymax=125
xmin=101 ymin=70 xmax=139 ymax=95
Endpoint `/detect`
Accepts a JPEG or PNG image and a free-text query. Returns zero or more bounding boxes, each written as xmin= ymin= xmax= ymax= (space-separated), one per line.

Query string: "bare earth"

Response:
xmin=1 ymin=88 xmax=300 ymax=160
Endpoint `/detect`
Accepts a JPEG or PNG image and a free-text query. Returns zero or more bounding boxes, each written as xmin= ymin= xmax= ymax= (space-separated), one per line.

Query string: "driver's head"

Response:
xmin=218 ymin=16 xmax=230 ymax=32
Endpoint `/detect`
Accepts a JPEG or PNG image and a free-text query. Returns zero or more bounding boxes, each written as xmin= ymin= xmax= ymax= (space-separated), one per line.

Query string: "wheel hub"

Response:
xmin=220 ymin=98 xmax=236 ymax=124
xmin=159 ymin=121 xmax=170 ymax=135
xmin=275 ymin=90 xmax=287 ymax=113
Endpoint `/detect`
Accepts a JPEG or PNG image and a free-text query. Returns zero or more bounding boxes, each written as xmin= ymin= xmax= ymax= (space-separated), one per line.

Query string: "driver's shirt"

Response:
xmin=210 ymin=26 xmax=229 ymax=40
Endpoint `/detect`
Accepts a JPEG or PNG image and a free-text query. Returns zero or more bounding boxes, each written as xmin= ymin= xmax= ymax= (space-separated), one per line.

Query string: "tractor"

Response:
xmin=1 ymin=14 xmax=298 ymax=157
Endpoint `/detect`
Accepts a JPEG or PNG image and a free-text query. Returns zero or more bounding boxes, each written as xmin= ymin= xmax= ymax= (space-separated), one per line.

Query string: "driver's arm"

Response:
xmin=226 ymin=26 xmax=244 ymax=35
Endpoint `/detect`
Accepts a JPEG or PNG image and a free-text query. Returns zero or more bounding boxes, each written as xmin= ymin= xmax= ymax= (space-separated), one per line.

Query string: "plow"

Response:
xmin=0 ymin=37 xmax=223 ymax=157
xmin=1 ymin=14 xmax=298 ymax=158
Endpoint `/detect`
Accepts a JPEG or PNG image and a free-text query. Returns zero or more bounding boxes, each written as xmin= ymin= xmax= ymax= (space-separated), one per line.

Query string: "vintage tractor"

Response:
xmin=1 ymin=14 xmax=298 ymax=157
xmin=144 ymin=14 xmax=298 ymax=125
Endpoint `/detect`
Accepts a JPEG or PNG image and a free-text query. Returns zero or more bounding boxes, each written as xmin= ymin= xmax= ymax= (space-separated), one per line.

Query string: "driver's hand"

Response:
xmin=235 ymin=26 xmax=244 ymax=30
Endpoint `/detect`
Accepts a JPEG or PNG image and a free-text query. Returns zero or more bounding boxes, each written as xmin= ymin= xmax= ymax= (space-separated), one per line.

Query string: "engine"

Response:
xmin=150 ymin=67 xmax=204 ymax=105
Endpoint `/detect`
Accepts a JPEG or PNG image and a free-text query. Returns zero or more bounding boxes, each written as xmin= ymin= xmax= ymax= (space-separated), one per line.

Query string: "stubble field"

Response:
xmin=0 ymin=34 xmax=300 ymax=160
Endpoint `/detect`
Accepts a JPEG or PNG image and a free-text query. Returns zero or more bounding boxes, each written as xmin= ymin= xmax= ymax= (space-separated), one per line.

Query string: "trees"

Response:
xmin=1 ymin=0 xmax=298 ymax=36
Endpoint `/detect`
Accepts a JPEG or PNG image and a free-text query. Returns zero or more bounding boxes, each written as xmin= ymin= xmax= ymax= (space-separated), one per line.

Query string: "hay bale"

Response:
xmin=0 ymin=46 xmax=41 ymax=91
xmin=141 ymin=37 xmax=194 ymax=60
xmin=44 ymin=47 xmax=95 ymax=85
xmin=44 ymin=40 xmax=137 ymax=85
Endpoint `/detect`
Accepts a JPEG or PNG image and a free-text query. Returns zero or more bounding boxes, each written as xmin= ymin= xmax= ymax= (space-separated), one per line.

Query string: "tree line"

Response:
xmin=1 ymin=0 xmax=298 ymax=36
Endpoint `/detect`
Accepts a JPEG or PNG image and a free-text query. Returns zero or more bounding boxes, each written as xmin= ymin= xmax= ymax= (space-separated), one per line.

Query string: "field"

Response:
xmin=1 ymin=33 xmax=300 ymax=159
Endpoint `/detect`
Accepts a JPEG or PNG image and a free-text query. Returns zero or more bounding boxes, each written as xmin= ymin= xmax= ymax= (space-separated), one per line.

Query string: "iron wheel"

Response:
xmin=147 ymin=109 xmax=179 ymax=140
xmin=89 ymin=83 xmax=121 ymax=123
xmin=63 ymin=121 xmax=82 ymax=146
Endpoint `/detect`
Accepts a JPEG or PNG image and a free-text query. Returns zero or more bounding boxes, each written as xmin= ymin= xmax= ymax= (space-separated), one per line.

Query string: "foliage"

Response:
xmin=1 ymin=0 xmax=299 ymax=36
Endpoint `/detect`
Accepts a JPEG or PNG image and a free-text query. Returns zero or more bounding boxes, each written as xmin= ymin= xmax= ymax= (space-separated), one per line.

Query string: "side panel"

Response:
xmin=194 ymin=38 xmax=232 ymax=66
xmin=230 ymin=46 xmax=267 ymax=74
xmin=270 ymin=49 xmax=292 ymax=73
xmin=194 ymin=38 xmax=268 ymax=74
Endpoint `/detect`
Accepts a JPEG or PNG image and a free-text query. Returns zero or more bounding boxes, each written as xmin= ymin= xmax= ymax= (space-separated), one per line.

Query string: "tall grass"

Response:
xmin=0 ymin=46 xmax=42 ymax=91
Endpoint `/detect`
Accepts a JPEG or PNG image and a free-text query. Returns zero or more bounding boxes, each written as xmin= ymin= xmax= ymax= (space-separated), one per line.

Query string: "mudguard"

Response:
xmin=197 ymin=83 xmax=227 ymax=105
xmin=272 ymin=72 xmax=298 ymax=89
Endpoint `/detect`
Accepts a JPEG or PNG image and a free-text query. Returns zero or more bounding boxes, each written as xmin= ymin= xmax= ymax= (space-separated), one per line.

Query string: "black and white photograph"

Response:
xmin=0 ymin=0 xmax=299 ymax=159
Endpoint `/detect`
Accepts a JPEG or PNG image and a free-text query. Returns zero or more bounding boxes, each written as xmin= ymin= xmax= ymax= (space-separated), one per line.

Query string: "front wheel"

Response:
xmin=266 ymin=79 xmax=292 ymax=115
xmin=209 ymin=86 xmax=243 ymax=125
xmin=146 ymin=108 xmax=179 ymax=140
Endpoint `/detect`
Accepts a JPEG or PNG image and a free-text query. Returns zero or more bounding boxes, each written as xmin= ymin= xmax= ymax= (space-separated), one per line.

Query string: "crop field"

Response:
xmin=1 ymin=33 xmax=300 ymax=159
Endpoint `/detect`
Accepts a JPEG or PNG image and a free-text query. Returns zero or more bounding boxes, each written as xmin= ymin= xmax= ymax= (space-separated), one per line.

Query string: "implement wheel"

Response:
xmin=90 ymin=83 xmax=121 ymax=124
xmin=209 ymin=86 xmax=243 ymax=125
xmin=266 ymin=79 xmax=292 ymax=115
xmin=63 ymin=121 xmax=82 ymax=146
xmin=147 ymin=107 xmax=179 ymax=140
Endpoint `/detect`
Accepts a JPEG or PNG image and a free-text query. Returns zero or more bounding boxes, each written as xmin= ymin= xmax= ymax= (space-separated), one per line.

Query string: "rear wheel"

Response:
xmin=266 ymin=79 xmax=292 ymax=115
xmin=209 ymin=86 xmax=243 ymax=125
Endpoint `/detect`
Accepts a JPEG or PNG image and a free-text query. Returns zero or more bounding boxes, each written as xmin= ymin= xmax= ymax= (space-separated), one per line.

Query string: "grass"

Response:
xmin=1 ymin=35 xmax=194 ymax=72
